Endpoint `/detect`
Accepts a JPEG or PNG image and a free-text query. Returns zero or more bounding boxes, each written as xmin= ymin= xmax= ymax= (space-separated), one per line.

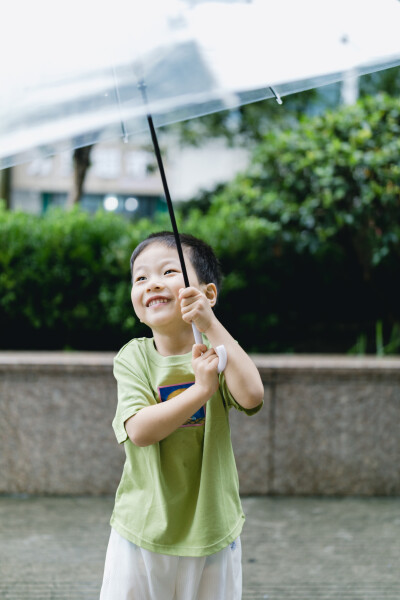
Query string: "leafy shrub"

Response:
xmin=0 ymin=206 xmax=170 ymax=349
xmin=183 ymin=94 xmax=400 ymax=352
xmin=1 ymin=94 xmax=400 ymax=352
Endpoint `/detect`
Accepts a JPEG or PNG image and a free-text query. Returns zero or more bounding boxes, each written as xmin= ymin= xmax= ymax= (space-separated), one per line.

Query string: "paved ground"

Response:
xmin=0 ymin=495 xmax=399 ymax=599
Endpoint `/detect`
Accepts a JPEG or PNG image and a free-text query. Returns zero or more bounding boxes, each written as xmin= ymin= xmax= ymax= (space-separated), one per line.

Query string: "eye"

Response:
xmin=164 ymin=269 xmax=177 ymax=275
xmin=135 ymin=275 xmax=146 ymax=282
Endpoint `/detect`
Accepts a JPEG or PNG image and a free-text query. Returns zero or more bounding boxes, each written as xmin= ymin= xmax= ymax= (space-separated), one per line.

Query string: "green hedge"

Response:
xmin=0 ymin=207 xmax=160 ymax=349
xmin=1 ymin=94 xmax=400 ymax=352
xmin=184 ymin=94 xmax=400 ymax=353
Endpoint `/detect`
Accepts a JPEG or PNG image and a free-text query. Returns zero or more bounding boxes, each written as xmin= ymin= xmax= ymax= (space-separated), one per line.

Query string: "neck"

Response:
xmin=152 ymin=325 xmax=195 ymax=356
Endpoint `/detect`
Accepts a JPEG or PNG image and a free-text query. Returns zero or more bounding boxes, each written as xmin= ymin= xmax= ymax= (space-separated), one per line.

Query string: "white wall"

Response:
xmin=10 ymin=136 xmax=250 ymax=212
xmin=165 ymin=138 xmax=249 ymax=201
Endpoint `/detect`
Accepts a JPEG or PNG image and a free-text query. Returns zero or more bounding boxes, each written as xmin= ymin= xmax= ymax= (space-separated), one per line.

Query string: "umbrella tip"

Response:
xmin=269 ymin=86 xmax=283 ymax=105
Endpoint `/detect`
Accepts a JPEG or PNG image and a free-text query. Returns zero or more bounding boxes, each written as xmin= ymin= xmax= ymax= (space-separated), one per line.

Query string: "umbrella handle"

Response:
xmin=192 ymin=323 xmax=227 ymax=374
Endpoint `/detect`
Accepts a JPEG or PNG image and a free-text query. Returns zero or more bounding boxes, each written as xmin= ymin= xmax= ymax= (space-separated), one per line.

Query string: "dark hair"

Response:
xmin=130 ymin=231 xmax=222 ymax=292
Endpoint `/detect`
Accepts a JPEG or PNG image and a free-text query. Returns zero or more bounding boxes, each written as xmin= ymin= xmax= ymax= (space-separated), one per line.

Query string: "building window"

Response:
xmin=26 ymin=157 xmax=54 ymax=177
xmin=59 ymin=151 xmax=73 ymax=177
xmin=41 ymin=192 xmax=166 ymax=218
xmin=91 ymin=148 xmax=121 ymax=179
xmin=125 ymin=151 xmax=153 ymax=178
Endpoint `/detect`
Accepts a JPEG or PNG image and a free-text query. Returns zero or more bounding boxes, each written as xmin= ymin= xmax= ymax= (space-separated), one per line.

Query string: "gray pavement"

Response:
xmin=0 ymin=495 xmax=399 ymax=600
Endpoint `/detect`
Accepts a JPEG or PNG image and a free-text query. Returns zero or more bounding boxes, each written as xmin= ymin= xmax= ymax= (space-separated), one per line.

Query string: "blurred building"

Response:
xmin=9 ymin=136 xmax=249 ymax=218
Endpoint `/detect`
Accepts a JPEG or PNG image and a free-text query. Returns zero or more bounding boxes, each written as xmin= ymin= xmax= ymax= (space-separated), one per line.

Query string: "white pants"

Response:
xmin=100 ymin=528 xmax=242 ymax=600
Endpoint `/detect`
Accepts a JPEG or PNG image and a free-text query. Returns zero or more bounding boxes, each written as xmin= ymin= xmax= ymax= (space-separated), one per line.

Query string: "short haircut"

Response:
xmin=130 ymin=231 xmax=222 ymax=292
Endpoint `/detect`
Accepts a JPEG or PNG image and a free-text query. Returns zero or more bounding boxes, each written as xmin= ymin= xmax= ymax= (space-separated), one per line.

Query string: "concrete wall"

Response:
xmin=1 ymin=352 xmax=399 ymax=496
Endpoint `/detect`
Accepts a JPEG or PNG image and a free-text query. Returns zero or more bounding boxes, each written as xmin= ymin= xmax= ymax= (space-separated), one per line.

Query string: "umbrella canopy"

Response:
xmin=2 ymin=0 xmax=400 ymax=366
xmin=1 ymin=0 xmax=400 ymax=168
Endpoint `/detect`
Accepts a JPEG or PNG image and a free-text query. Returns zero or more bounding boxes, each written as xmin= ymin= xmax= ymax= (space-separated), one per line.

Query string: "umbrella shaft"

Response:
xmin=145 ymin=113 xmax=190 ymax=289
xmin=139 ymin=83 xmax=222 ymax=360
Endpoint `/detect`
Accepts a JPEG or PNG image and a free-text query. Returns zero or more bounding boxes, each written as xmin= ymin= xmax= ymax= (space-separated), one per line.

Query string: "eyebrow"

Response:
xmin=133 ymin=257 xmax=180 ymax=273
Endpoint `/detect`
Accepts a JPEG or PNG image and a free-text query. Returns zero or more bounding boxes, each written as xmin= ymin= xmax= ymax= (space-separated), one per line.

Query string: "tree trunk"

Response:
xmin=0 ymin=167 xmax=11 ymax=209
xmin=66 ymin=145 xmax=93 ymax=208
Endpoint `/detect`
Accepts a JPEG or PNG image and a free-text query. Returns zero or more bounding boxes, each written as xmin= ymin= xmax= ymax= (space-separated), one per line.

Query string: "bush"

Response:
xmin=0 ymin=206 xmax=171 ymax=349
xmin=182 ymin=94 xmax=400 ymax=352
xmin=1 ymin=94 xmax=400 ymax=353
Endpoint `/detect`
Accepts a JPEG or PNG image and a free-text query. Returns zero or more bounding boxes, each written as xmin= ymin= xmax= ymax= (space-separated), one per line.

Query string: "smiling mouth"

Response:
xmin=147 ymin=298 xmax=169 ymax=308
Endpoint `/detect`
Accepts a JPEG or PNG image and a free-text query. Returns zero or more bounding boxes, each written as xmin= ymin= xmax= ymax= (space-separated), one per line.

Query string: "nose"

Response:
xmin=146 ymin=276 xmax=164 ymax=293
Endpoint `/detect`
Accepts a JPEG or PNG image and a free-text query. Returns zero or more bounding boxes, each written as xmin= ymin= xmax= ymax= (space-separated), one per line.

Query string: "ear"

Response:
xmin=203 ymin=283 xmax=218 ymax=308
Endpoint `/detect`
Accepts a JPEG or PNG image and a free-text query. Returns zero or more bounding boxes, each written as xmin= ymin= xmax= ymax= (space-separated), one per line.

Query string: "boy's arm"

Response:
xmin=126 ymin=345 xmax=219 ymax=447
xmin=179 ymin=287 xmax=264 ymax=410
xmin=205 ymin=319 xmax=264 ymax=410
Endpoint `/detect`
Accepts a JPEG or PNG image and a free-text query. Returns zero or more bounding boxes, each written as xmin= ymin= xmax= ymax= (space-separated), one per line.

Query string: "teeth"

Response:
xmin=148 ymin=299 xmax=168 ymax=307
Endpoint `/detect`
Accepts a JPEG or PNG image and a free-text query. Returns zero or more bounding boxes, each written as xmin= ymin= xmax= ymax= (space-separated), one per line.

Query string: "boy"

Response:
xmin=100 ymin=231 xmax=264 ymax=600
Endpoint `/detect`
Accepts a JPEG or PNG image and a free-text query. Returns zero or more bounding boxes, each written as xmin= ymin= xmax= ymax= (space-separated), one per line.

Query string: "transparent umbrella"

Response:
xmin=1 ymin=0 xmax=400 ymax=168
xmin=1 ymin=0 xmax=400 ymax=362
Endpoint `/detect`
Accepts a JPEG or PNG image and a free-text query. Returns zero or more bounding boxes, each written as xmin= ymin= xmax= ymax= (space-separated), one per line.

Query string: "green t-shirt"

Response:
xmin=110 ymin=336 xmax=262 ymax=557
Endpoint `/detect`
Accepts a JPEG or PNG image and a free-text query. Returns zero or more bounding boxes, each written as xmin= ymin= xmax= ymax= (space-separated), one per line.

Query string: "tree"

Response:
xmin=181 ymin=93 xmax=400 ymax=352
xmin=0 ymin=168 xmax=11 ymax=209
xmin=66 ymin=145 xmax=93 ymax=207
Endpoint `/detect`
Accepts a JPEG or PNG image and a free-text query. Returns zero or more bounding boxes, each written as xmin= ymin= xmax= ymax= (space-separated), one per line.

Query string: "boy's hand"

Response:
xmin=179 ymin=287 xmax=216 ymax=333
xmin=192 ymin=344 xmax=219 ymax=398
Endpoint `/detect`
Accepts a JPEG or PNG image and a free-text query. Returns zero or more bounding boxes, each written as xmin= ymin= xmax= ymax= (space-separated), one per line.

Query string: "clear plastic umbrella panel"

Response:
xmin=1 ymin=0 xmax=400 ymax=169
xmin=1 ymin=0 xmax=400 ymax=361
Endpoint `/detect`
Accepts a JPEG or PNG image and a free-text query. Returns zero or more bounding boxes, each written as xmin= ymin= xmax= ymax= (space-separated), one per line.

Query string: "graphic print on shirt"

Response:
xmin=158 ymin=382 xmax=206 ymax=427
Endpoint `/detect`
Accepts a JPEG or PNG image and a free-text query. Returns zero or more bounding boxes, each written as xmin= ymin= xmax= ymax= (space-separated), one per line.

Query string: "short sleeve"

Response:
xmin=112 ymin=355 xmax=155 ymax=444
xmin=219 ymin=372 xmax=263 ymax=416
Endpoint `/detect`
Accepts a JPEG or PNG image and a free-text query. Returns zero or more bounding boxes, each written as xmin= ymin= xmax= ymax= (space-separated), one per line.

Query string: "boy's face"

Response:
xmin=131 ymin=242 xmax=210 ymax=333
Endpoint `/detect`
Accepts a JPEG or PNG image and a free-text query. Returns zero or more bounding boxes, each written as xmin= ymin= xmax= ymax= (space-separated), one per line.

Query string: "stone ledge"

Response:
xmin=253 ymin=354 xmax=400 ymax=381
xmin=0 ymin=352 xmax=115 ymax=372
xmin=1 ymin=351 xmax=399 ymax=374
xmin=1 ymin=351 xmax=399 ymax=495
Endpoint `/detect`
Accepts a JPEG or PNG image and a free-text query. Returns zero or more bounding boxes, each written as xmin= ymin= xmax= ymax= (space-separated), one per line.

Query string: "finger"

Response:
xmin=202 ymin=358 xmax=219 ymax=373
xmin=194 ymin=348 xmax=215 ymax=361
xmin=181 ymin=308 xmax=202 ymax=325
xmin=200 ymin=348 xmax=217 ymax=360
xmin=181 ymin=312 xmax=194 ymax=325
xmin=192 ymin=343 xmax=208 ymax=359
xmin=181 ymin=305 xmax=202 ymax=320
xmin=180 ymin=296 xmax=199 ymax=310
xmin=179 ymin=286 xmax=198 ymax=300
xmin=205 ymin=353 xmax=219 ymax=365
xmin=181 ymin=305 xmax=200 ymax=319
